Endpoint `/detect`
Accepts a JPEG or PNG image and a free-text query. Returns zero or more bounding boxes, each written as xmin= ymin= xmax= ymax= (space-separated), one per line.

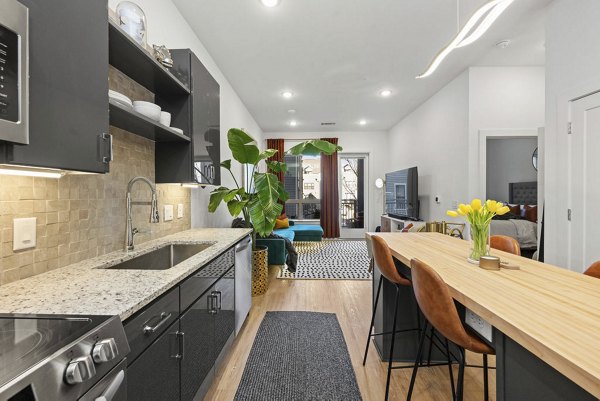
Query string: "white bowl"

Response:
xmin=133 ymin=101 xmax=161 ymax=121
xmin=171 ymin=127 xmax=184 ymax=135
xmin=159 ymin=111 xmax=171 ymax=126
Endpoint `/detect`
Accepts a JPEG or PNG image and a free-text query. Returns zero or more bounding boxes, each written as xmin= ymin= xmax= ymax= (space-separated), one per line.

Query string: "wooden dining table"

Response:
xmin=366 ymin=232 xmax=600 ymax=401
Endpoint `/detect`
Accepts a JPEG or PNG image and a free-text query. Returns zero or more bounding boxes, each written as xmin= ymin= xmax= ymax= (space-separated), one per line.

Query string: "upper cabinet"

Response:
xmin=0 ymin=0 xmax=111 ymax=173
xmin=156 ymin=50 xmax=221 ymax=185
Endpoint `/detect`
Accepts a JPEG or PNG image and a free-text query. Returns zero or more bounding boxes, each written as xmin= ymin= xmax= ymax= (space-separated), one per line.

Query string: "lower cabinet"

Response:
xmin=124 ymin=249 xmax=238 ymax=401
xmin=127 ymin=321 xmax=181 ymax=401
xmin=180 ymin=269 xmax=235 ymax=401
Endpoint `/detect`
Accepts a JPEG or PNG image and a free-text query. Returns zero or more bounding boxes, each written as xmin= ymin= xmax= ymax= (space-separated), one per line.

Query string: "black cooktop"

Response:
xmin=0 ymin=314 xmax=109 ymax=389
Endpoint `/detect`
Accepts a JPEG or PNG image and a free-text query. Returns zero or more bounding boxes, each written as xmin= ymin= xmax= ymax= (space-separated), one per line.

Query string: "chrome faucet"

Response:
xmin=126 ymin=176 xmax=160 ymax=251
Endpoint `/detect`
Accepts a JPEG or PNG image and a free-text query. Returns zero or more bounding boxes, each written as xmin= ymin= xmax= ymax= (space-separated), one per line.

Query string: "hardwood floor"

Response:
xmin=206 ymin=267 xmax=496 ymax=401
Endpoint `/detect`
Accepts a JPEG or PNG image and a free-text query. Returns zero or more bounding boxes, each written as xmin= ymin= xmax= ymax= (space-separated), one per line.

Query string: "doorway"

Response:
xmin=568 ymin=91 xmax=600 ymax=272
xmin=339 ymin=154 xmax=368 ymax=238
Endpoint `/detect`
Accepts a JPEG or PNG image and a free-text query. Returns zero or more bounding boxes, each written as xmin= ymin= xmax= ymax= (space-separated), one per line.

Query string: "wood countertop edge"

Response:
xmin=366 ymin=232 xmax=600 ymax=398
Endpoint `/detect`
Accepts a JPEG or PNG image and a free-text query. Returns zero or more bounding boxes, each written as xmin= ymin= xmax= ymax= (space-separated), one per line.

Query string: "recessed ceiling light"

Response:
xmin=260 ymin=0 xmax=280 ymax=7
xmin=288 ymin=109 xmax=296 ymax=114
xmin=379 ymin=89 xmax=392 ymax=97
xmin=289 ymin=120 xmax=297 ymax=127
xmin=281 ymin=91 xmax=294 ymax=99
xmin=359 ymin=119 xmax=367 ymax=126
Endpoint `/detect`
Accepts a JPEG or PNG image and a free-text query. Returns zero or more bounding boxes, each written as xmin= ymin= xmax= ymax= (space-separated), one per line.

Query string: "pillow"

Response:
xmin=508 ymin=204 xmax=521 ymax=215
xmin=525 ymin=205 xmax=537 ymax=223
xmin=401 ymin=223 xmax=414 ymax=233
xmin=275 ymin=217 xmax=290 ymax=229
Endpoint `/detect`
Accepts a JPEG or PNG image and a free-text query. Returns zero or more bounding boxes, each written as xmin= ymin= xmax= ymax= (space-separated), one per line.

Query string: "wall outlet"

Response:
xmin=452 ymin=200 xmax=459 ymax=210
xmin=465 ymin=308 xmax=493 ymax=342
xmin=13 ymin=218 xmax=37 ymax=251
xmin=164 ymin=205 xmax=174 ymax=221
xmin=177 ymin=204 xmax=184 ymax=218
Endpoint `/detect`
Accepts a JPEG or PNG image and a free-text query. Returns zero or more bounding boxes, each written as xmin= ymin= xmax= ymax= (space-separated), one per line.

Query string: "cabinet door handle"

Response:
xmin=102 ymin=133 xmax=113 ymax=163
xmin=173 ymin=331 xmax=184 ymax=360
xmin=143 ymin=312 xmax=172 ymax=334
xmin=207 ymin=294 xmax=218 ymax=314
xmin=213 ymin=290 xmax=222 ymax=310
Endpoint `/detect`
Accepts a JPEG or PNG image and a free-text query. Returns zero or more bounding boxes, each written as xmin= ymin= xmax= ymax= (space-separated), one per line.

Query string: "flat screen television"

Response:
xmin=385 ymin=166 xmax=419 ymax=221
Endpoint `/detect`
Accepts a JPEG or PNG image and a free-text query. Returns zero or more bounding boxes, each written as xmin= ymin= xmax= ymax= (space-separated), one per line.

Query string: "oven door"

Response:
xmin=79 ymin=360 xmax=127 ymax=401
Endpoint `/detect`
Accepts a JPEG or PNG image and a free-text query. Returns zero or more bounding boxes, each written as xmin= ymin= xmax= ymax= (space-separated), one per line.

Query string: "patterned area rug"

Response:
xmin=278 ymin=240 xmax=372 ymax=280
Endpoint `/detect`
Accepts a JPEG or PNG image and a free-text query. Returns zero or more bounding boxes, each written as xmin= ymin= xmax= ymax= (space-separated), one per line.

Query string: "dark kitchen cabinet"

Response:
xmin=0 ymin=0 xmax=110 ymax=173
xmin=156 ymin=49 xmax=220 ymax=185
xmin=180 ymin=267 xmax=235 ymax=401
xmin=127 ymin=320 xmax=181 ymax=401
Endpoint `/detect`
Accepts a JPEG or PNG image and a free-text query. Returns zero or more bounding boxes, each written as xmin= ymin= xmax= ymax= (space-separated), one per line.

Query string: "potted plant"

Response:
xmin=208 ymin=128 xmax=341 ymax=295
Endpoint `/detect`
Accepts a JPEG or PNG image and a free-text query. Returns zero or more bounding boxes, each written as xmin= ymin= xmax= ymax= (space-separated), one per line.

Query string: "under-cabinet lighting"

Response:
xmin=260 ymin=0 xmax=280 ymax=7
xmin=0 ymin=167 xmax=64 ymax=179
xmin=416 ymin=0 xmax=513 ymax=79
xmin=181 ymin=183 xmax=200 ymax=188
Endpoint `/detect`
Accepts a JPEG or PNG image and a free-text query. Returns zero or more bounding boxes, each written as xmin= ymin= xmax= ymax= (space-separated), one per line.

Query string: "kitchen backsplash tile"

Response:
xmin=0 ymin=67 xmax=192 ymax=285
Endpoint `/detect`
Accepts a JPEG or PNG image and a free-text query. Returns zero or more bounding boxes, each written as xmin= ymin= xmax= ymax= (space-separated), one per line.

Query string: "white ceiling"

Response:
xmin=173 ymin=0 xmax=551 ymax=133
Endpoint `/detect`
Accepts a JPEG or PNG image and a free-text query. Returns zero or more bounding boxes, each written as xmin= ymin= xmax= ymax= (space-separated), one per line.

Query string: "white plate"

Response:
xmin=171 ymin=127 xmax=184 ymax=135
xmin=111 ymin=98 xmax=133 ymax=108
xmin=134 ymin=105 xmax=161 ymax=121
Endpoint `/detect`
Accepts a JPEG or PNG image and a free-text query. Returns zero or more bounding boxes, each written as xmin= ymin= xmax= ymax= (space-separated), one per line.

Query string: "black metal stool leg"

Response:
xmin=445 ymin=338 xmax=456 ymax=400
xmin=385 ymin=285 xmax=401 ymax=401
xmin=406 ymin=320 xmax=429 ymax=401
xmin=363 ymin=275 xmax=383 ymax=366
xmin=456 ymin=348 xmax=466 ymax=401
xmin=483 ymin=353 xmax=489 ymax=401
xmin=426 ymin=326 xmax=434 ymax=366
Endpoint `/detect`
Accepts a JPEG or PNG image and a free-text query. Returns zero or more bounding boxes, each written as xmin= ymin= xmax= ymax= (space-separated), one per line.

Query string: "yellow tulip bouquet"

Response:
xmin=447 ymin=199 xmax=510 ymax=262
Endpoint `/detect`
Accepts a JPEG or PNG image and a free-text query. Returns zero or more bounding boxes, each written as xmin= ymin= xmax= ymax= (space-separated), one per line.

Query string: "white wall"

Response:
xmin=387 ymin=71 xmax=470 ymax=222
xmin=468 ymin=67 xmax=545 ymax=200
xmin=108 ymin=0 xmax=262 ymax=228
xmin=544 ymin=0 xmax=600 ymax=267
xmin=262 ymin=131 xmax=389 ymax=231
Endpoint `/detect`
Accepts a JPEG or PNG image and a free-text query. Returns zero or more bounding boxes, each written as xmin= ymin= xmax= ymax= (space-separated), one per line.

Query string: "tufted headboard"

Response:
xmin=509 ymin=182 xmax=538 ymax=205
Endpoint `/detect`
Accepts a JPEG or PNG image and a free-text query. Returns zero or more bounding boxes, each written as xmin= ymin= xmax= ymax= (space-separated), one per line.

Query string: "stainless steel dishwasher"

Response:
xmin=234 ymin=235 xmax=252 ymax=335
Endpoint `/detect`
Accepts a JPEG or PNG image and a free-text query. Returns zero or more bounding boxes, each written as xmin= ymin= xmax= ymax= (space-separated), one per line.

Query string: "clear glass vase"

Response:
xmin=469 ymin=223 xmax=490 ymax=263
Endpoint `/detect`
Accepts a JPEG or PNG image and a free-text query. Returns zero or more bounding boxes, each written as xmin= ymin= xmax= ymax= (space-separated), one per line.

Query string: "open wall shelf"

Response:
xmin=108 ymin=20 xmax=190 ymax=96
xmin=109 ymin=99 xmax=190 ymax=143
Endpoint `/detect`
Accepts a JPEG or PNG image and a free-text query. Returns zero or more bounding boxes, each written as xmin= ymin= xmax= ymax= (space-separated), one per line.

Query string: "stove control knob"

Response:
xmin=92 ymin=338 xmax=119 ymax=363
xmin=65 ymin=355 xmax=96 ymax=385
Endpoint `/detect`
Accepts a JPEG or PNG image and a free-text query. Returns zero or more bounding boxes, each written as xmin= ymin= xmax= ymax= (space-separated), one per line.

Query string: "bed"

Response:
xmin=490 ymin=181 xmax=538 ymax=257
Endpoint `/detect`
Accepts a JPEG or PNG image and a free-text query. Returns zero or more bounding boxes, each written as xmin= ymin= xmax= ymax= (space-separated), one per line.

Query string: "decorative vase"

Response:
xmin=117 ymin=2 xmax=147 ymax=48
xmin=251 ymin=245 xmax=269 ymax=296
xmin=468 ymin=223 xmax=490 ymax=263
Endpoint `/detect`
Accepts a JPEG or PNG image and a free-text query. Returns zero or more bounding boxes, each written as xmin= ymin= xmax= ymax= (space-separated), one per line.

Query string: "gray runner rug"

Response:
xmin=234 ymin=311 xmax=363 ymax=401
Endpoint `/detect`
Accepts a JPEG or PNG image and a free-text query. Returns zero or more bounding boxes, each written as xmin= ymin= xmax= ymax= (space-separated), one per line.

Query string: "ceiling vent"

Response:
xmin=320 ymin=122 xmax=336 ymax=126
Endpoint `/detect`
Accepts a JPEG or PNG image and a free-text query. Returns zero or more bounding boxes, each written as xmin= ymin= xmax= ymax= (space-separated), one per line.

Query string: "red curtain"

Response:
xmin=320 ymin=138 xmax=340 ymax=238
xmin=266 ymin=138 xmax=285 ymax=183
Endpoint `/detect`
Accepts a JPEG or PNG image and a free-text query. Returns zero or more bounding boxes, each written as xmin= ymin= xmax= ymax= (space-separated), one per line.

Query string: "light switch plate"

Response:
xmin=164 ymin=205 xmax=174 ymax=221
xmin=13 ymin=218 xmax=37 ymax=251
xmin=177 ymin=204 xmax=184 ymax=218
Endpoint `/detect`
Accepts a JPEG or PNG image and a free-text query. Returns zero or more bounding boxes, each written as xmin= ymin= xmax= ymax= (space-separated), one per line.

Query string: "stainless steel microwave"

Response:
xmin=0 ymin=0 xmax=28 ymax=144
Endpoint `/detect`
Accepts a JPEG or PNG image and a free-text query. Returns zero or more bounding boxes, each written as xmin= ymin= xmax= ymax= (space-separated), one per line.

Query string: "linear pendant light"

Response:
xmin=416 ymin=0 xmax=514 ymax=79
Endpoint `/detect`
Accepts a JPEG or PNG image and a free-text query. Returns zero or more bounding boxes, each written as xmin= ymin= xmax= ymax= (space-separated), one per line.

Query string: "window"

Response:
xmin=284 ymin=154 xmax=321 ymax=219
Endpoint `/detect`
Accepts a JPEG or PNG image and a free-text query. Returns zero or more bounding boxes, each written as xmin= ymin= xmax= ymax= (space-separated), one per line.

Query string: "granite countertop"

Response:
xmin=0 ymin=228 xmax=252 ymax=321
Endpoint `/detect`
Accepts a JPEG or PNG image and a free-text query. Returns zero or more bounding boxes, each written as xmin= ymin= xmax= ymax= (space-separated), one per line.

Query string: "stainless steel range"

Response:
xmin=0 ymin=314 xmax=130 ymax=401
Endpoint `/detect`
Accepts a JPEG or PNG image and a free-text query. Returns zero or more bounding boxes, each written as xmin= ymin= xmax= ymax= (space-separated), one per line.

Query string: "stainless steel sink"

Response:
xmin=106 ymin=243 xmax=213 ymax=270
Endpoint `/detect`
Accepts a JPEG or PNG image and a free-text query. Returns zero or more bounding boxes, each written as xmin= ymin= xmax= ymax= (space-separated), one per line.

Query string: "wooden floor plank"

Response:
xmin=207 ymin=268 xmax=496 ymax=400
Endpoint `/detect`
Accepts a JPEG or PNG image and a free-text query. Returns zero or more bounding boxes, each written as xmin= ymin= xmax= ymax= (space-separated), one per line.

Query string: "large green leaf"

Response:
xmin=227 ymin=128 xmax=260 ymax=164
xmin=258 ymin=149 xmax=278 ymax=161
xmin=250 ymin=172 xmax=285 ymax=236
xmin=208 ymin=187 xmax=231 ymax=213
xmin=220 ymin=159 xmax=232 ymax=170
xmin=266 ymin=160 xmax=287 ymax=174
xmin=249 ymin=198 xmax=283 ymax=237
xmin=287 ymin=139 xmax=342 ymax=156
xmin=277 ymin=181 xmax=289 ymax=202
xmin=227 ymin=199 xmax=248 ymax=217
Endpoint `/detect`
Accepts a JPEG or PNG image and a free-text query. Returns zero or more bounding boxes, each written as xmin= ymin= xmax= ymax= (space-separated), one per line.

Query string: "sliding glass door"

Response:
xmin=339 ymin=154 xmax=368 ymax=238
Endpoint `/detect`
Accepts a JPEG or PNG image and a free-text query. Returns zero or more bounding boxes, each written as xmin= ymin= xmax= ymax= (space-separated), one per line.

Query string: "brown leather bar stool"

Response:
xmin=584 ymin=261 xmax=600 ymax=279
xmin=363 ymin=236 xmax=454 ymax=401
xmin=490 ymin=235 xmax=521 ymax=256
xmin=408 ymin=259 xmax=495 ymax=401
